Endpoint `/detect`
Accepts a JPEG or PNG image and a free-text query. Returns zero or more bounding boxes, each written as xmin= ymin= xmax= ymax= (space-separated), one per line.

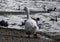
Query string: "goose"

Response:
xmin=24 ymin=7 xmax=39 ymax=38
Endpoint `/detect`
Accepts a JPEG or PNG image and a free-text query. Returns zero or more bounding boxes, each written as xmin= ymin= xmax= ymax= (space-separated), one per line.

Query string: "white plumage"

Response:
xmin=24 ymin=7 xmax=39 ymax=35
xmin=25 ymin=19 xmax=39 ymax=33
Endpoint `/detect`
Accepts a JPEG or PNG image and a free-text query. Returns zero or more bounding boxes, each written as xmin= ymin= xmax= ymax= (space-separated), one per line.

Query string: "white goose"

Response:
xmin=24 ymin=7 xmax=39 ymax=38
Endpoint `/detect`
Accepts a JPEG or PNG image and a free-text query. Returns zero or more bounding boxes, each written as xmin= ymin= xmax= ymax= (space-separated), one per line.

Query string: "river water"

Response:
xmin=0 ymin=13 xmax=60 ymax=33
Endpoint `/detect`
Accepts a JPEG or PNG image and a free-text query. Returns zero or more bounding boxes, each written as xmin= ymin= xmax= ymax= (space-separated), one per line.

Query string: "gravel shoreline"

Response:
xmin=0 ymin=28 xmax=59 ymax=42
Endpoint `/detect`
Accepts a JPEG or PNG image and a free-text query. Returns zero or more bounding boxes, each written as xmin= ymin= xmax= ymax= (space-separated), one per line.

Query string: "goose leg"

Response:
xmin=26 ymin=31 xmax=31 ymax=38
xmin=33 ymin=33 xmax=38 ymax=38
xmin=28 ymin=35 xmax=30 ymax=38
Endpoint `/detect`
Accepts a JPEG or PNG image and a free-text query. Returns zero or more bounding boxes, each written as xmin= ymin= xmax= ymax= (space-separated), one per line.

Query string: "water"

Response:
xmin=0 ymin=13 xmax=60 ymax=33
xmin=0 ymin=14 xmax=27 ymax=29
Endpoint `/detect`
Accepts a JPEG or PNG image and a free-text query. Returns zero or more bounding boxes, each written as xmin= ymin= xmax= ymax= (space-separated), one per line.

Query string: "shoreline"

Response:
xmin=0 ymin=27 xmax=56 ymax=42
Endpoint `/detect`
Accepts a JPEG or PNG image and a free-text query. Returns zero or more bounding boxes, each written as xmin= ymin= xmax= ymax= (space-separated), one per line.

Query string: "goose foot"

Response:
xmin=33 ymin=34 xmax=38 ymax=39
